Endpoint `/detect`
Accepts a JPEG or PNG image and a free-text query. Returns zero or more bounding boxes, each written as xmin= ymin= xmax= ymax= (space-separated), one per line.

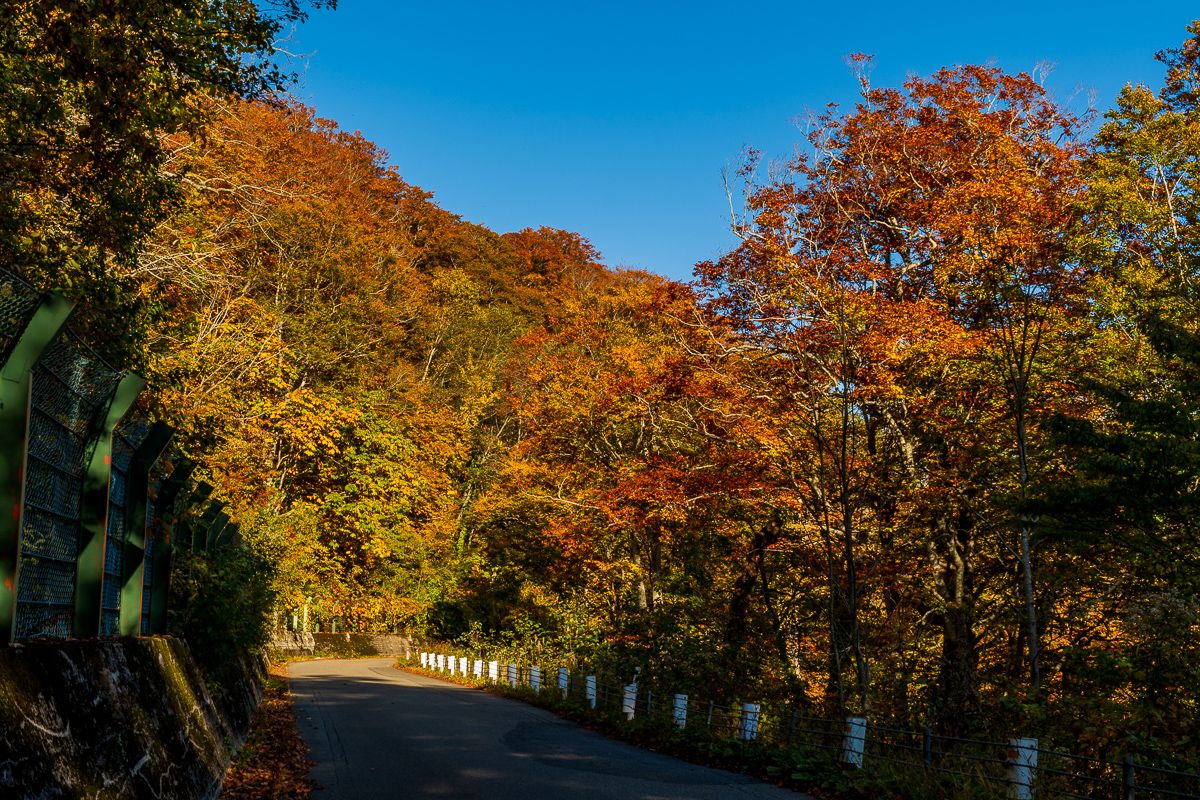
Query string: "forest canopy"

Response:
xmin=6 ymin=2 xmax=1200 ymax=765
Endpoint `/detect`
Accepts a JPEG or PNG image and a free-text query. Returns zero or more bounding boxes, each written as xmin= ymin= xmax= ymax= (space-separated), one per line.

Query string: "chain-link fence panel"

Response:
xmin=99 ymin=417 xmax=149 ymax=635
xmin=142 ymin=457 xmax=174 ymax=635
xmin=14 ymin=333 xmax=121 ymax=639
xmin=0 ymin=272 xmax=44 ymax=366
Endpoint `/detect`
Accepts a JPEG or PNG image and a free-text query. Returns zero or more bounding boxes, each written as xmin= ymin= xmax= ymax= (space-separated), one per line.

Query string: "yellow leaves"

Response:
xmin=267 ymin=386 xmax=359 ymax=459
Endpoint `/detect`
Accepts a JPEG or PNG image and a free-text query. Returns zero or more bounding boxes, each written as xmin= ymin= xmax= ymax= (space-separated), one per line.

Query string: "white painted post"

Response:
xmin=557 ymin=667 xmax=568 ymax=698
xmin=1006 ymin=738 xmax=1038 ymax=800
xmin=530 ymin=666 xmax=541 ymax=692
xmin=507 ymin=663 xmax=518 ymax=688
xmin=739 ymin=703 xmax=761 ymax=740
xmin=440 ymin=654 xmax=448 ymax=672
xmin=448 ymin=655 xmax=457 ymax=675
xmin=673 ymin=694 xmax=688 ymax=728
xmin=842 ymin=716 xmax=867 ymax=768
xmin=459 ymin=656 xmax=467 ymax=675
xmin=473 ymin=659 xmax=483 ymax=678
xmin=586 ymin=675 xmax=597 ymax=708
xmin=419 ymin=652 xmax=427 ymax=668
xmin=622 ymin=683 xmax=637 ymax=720
xmin=488 ymin=660 xmax=499 ymax=682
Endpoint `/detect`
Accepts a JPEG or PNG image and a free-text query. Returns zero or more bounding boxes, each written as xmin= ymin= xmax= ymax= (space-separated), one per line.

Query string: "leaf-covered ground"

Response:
xmin=220 ymin=662 xmax=314 ymax=800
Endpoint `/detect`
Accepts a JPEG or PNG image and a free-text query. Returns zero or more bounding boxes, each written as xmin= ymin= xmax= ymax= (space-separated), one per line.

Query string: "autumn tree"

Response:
xmin=701 ymin=61 xmax=1087 ymax=728
xmin=1037 ymin=23 xmax=1200 ymax=753
xmin=0 ymin=0 xmax=334 ymax=361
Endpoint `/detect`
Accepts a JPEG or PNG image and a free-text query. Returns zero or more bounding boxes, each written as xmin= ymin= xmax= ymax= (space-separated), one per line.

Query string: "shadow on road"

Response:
xmin=290 ymin=659 xmax=803 ymax=800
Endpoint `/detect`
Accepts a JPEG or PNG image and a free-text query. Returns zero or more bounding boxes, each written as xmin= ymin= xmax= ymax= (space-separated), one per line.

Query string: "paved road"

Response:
xmin=290 ymin=658 xmax=807 ymax=800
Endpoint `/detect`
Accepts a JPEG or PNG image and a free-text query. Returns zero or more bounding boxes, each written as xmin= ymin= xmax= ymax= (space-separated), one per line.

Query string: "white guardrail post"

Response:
xmin=530 ymin=666 xmax=541 ymax=692
xmin=1006 ymin=738 xmax=1038 ymax=800
xmin=622 ymin=683 xmax=637 ymax=720
xmin=488 ymin=660 xmax=499 ymax=682
xmin=473 ymin=659 xmax=483 ymax=678
xmin=673 ymin=694 xmax=688 ymax=728
xmin=842 ymin=716 xmax=867 ymax=768
xmin=558 ymin=667 xmax=568 ymax=698
xmin=586 ymin=675 xmax=597 ymax=708
xmin=507 ymin=663 xmax=518 ymax=688
xmin=739 ymin=703 xmax=761 ymax=740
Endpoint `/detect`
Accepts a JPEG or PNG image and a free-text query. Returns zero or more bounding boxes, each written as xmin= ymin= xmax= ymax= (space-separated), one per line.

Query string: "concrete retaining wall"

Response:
xmin=271 ymin=631 xmax=414 ymax=658
xmin=0 ymin=637 xmax=260 ymax=800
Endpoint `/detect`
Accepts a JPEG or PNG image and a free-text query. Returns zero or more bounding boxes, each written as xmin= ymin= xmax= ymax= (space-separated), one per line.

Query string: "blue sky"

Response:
xmin=289 ymin=3 xmax=1198 ymax=281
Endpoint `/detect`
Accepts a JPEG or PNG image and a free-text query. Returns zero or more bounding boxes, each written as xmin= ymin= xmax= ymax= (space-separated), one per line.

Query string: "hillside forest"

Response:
xmin=5 ymin=1 xmax=1200 ymax=763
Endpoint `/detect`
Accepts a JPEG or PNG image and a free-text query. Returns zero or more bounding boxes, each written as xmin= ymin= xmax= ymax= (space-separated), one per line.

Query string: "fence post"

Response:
xmin=508 ymin=663 xmax=518 ymax=688
xmin=488 ymin=660 xmax=499 ymax=682
xmin=459 ymin=656 xmax=467 ymax=675
xmin=673 ymin=694 xmax=688 ymax=728
xmin=531 ymin=666 xmax=541 ymax=692
xmin=787 ymin=709 xmax=797 ymax=746
xmin=923 ymin=726 xmax=933 ymax=767
xmin=75 ymin=373 xmax=144 ymax=638
xmin=842 ymin=717 xmax=867 ymax=768
xmin=1122 ymin=755 xmax=1135 ymax=800
xmin=586 ymin=675 xmax=597 ymax=708
xmin=117 ymin=422 xmax=172 ymax=636
xmin=622 ymin=683 xmax=637 ymax=720
xmin=558 ymin=667 xmax=568 ymax=698
xmin=449 ymin=655 xmax=457 ymax=675
xmin=474 ymin=659 xmax=483 ymax=678
xmin=1006 ymin=738 xmax=1038 ymax=800
xmin=147 ymin=460 xmax=192 ymax=634
xmin=740 ymin=703 xmax=761 ymax=740
xmin=205 ymin=510 xmax=230 ymax=553
xmin=707 ymin=700 xmax=714 ymax=727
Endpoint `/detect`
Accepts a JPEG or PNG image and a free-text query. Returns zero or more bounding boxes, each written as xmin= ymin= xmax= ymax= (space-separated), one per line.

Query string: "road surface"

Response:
xmin=290 ymin=658 xmax=807 ymax=799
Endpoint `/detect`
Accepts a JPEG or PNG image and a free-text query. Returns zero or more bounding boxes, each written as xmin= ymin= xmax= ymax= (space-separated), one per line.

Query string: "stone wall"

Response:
xmin=270 ymin=631 xmax=413 ymax=658
xmin=0 ymin=637 xmax=260 ymax=800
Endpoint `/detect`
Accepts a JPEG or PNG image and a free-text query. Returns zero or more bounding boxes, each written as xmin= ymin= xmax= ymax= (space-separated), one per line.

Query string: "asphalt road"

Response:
xmin=290 ymin=658 xmax=808 ymax=800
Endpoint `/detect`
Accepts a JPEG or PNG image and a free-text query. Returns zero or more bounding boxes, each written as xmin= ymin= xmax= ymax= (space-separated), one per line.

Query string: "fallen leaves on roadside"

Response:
xmin=220 ymin=662 xmax=315 ymax=799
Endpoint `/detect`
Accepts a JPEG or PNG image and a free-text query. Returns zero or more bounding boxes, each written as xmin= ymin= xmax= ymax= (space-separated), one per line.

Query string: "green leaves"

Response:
xmin=0 ymin=0 xmax=331 ymax=363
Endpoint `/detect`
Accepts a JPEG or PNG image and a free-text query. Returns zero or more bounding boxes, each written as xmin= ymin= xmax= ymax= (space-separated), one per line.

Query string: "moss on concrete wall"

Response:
xmin=0 ymin=637 xmax=261 ymax=799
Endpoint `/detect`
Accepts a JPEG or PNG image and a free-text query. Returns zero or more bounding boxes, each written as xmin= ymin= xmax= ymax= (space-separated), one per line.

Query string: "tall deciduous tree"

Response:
xmin=701 ymin=60 xmax=1086 ymax=727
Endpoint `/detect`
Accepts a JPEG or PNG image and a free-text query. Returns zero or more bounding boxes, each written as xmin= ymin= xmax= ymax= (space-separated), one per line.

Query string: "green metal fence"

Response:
xmin=0 ymin=268 xmax=226 ymax=644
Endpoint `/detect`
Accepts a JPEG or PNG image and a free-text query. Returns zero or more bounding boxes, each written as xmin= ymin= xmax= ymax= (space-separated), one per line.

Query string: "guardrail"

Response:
xmin=412 ymin=648 xmax=1200 ymax=799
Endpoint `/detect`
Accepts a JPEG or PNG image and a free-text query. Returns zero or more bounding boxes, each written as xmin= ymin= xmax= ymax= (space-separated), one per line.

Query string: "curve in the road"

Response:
xmin=290 ymin=657 xmax=808 ymax=800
